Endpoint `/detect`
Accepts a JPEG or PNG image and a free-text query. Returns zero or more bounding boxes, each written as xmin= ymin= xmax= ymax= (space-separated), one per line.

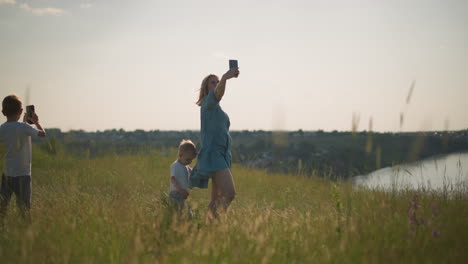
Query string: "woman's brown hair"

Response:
xmin=196 ymin=74 xmax=218 ymax=106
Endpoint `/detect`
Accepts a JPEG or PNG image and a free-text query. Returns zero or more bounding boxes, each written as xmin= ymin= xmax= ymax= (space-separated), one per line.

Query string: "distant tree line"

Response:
xmin=37 ymin=128 xmax=468 ymax=178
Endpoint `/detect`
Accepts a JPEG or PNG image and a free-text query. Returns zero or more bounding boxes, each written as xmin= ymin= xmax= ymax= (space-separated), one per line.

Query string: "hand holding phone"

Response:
xmin=229 ymin=59 xmax=240 ymax=78
xmin=26 ymin=105 xmax=35 ymax=124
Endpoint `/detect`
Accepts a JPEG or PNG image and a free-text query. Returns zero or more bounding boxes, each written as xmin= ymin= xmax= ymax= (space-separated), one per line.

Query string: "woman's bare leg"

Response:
xmin=208 ymin=175 xmax=221 ymax=216
xmin=213 ymin=168 xmax=236 ymax=211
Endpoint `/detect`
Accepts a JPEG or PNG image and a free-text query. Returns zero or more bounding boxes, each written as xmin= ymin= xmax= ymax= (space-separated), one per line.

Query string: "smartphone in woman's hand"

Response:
xmin=229 ymin=60 xmax=238 ymax=69
xmin=229 ymin=60 xmax=239 ymax=77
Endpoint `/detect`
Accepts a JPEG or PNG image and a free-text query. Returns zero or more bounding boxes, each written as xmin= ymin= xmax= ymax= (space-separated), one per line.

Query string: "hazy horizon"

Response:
xmin=41 ymin=127 xmax=467 ymax=133
xmin=1 ymin=0 xmax=467 ymax=132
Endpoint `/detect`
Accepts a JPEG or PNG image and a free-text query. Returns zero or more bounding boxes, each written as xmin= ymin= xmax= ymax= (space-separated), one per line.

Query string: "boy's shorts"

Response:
xmin=0 ymin=174 xmax=32 ymax=210
xmin=169 ymin=191 xmax=192 ymax=218
xmin=169 ymin=191 xmax=186 ymax=208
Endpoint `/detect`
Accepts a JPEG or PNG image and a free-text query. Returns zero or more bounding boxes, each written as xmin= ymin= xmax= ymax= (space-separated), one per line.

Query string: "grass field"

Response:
xmin=0 ymin=148 xmax=467 ymax=263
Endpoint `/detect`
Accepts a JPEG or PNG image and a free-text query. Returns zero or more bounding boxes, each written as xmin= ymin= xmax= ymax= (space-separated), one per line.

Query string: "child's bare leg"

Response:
xmin=0 ymin=197 xmax=9 ymax=224
xmin=0 ymin=175 xmax=13 ymax=225
xmin=16 ymin=176 xmax=32 ymax=223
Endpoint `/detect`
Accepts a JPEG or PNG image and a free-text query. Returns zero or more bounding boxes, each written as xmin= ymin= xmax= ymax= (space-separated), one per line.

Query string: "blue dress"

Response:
xmin=189 ymin=89 xmax=232 ymax=189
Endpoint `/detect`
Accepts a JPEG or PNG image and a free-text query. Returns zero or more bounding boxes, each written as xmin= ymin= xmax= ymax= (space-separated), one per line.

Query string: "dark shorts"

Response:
xmin=169 ymin=191 xmax=186 ymax=207
xmin=169 ymin=191 xmax=192 ymax=217
xmin=0 ymin=174 xmax=32 ymax=210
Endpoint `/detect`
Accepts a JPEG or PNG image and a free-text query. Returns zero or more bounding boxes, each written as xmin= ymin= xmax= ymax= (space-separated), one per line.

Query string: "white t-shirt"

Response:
xmin=170 ymin=160 xmax=191 ymax=192
xmin=0 ymin=121 xmax=39 ymax=177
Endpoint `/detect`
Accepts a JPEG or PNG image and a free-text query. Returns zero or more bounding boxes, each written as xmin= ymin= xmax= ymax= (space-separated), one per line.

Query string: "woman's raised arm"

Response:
xmin=215 ymin=67 xmax=240 ymax=101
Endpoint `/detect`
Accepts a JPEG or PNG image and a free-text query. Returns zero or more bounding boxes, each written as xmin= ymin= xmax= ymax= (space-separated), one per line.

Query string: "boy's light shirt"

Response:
xmin=0 ymin=121 xmax=39 ymax=177
xmin=170 ymin=160 xmax=191 ymax=192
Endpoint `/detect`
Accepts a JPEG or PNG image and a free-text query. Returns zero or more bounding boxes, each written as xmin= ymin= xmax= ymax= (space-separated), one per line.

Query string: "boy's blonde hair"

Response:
xmin=178 ymin=139 xmax=197 ymax=156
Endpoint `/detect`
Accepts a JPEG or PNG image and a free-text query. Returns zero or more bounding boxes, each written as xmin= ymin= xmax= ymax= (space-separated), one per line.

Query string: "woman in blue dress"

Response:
xmin=190 ymin=67 xmax=240 ymax=216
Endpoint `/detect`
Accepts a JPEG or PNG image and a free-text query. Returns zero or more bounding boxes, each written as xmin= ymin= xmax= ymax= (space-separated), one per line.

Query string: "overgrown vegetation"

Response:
xmin=0 ymin=147 xmax=467 ymax=263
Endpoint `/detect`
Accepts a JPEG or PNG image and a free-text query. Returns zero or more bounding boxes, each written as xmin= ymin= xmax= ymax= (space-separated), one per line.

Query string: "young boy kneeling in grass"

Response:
xmin=0 ymin=95 xmax=46 ymax=222
xmin=169 ymin=140 xmax=197 ymax=212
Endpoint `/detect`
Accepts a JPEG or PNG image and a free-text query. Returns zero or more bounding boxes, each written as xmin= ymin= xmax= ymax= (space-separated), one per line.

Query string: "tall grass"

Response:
xmin=0 ymin=149 xmax=467 ymax=263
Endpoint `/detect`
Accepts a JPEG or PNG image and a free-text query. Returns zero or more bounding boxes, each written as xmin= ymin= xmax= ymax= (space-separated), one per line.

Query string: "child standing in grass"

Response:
xmin=0 ymin=95 xmax=46 ymax=221
xmin=169 ymin=140 xmax=197 ymax=211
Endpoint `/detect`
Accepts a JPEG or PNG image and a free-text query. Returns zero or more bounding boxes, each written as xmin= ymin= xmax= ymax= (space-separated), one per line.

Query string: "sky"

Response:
xmin=0 ymin=0 xmax=467 ymax=132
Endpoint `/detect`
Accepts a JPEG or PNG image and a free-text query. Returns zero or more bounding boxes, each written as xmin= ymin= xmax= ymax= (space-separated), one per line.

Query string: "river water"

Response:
xmin=352 ymin=152 xmax=468 ymax=191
